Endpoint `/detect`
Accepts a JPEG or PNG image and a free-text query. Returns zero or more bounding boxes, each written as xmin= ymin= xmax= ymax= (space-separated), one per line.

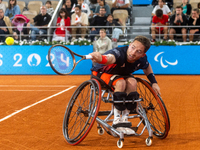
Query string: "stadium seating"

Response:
xmin=2 ymin=1 xmax=8 ymax=8
xmin=22 ymin=10 xmax=37 ymax=21
xmin=27 ymin=1 xmax=43 ymax=14
xmin=113 ymin=10 xmax=128 ymax=33
xmin=17 ymin=1 xmax=26 ymax=12
xmin=51 ymin=1 xmax=59 ymax=10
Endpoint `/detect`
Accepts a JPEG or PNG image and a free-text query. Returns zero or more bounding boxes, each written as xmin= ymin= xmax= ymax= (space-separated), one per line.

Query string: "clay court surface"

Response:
xmin=0 ymin=75 xmax=200 ymax=150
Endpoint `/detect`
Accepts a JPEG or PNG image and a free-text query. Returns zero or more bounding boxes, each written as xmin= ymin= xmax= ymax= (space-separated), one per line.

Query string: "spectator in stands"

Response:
xmin=63 ymin=0 xmax=77 ymax=8
xmin=111 ymin=0 xmax=131 ymax=16
xmin=5 ymin=0 xmax=21 ymax=21
xmin=93 ymin=28 xmax=112 ymax=54
xmin=188 ymin=8 xmax=200 ymax=42
xmin=12 ymin=14 xmax=30 ymax=40
xmin=169 ymin=6 xmax=188 ymax=42
xmin=151 ymin=9 xmax=169 ymax=42
xmin=198 ymin=2 xmax=200 ymax=12
xmin=88 ymin=0 xmax=99 ymax=12
xmin=152 ymin=0 xmax=171 ymax=16
xmin=45 ymin=1 xmax=55 ymax=17
xmin=0 ymin=0 xmax=6 ymax=13
xmin=90 ymin=7 xmax=107 ymax=42
xmin=181 ymin=0 xmax=191 ymax=17
xmin=52 ymin=8 xmax=71 ymax=42
xmin=152 ymin=0 xmax=173 ymax=10
xmin=106 ymin=14 xmax=123 ymax=43
xmin=71 ymin=0 xmax=91 ymax=17
xmin=63 ymin=0 xmax=73 ymax=18
xmin=90 ymin=6 xmax=107 ymax=42
xmin=95 ymin=0 xmax=110 ymax=16
xmin=0 ymin=8 xmax=12 ymax=42
xmin=71 ymin=4 xmax=88 ymax=41
xmin=27 ymin=6 xmax=51 ymax=41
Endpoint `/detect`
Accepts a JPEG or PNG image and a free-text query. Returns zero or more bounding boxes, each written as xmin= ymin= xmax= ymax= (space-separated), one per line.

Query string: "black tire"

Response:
xmin=136 ymin=77 xmax=170 ymax=139
xmin=63 ymin=79 xmax=101 ymax=145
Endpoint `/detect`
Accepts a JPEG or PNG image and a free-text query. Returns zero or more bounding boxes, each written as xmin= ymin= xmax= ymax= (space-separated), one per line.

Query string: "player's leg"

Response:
xmin=122 ymin=77 xmax=138 ymax=120
xmin=169 ymin=28 xmax=176 ymax=40
xmin=113 ymin=79 xmax=127 ymax=124
xmin=163 ymin=26 xmax=168 ymax=40
xmin=189 ymin=29 xmax=198 ymax=41
xmin=181 ymin=28 xmax=187 ymax=42
xmin=151 ymin=27 xmax=158 ymax=41
xmin=122 ymin=77 xmax=138 ymax=135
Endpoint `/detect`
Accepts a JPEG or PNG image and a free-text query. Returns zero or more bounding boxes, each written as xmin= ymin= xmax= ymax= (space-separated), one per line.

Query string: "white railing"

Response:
xmin=0 ymin=25 xmax=199 ymax=42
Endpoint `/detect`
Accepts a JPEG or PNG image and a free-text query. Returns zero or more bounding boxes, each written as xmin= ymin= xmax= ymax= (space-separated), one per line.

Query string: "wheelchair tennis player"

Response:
xmin=89 ymin=35 xmax=161 ymax=135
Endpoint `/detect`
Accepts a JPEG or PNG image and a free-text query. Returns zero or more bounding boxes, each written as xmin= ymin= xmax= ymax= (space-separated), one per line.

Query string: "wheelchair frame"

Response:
xmin=63 ymin=76 xmax=170 ymax=148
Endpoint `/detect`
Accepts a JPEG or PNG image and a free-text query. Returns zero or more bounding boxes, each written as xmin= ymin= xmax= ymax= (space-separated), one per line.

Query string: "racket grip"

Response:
xmin=85 ymin=55 xmax=93 ymax=59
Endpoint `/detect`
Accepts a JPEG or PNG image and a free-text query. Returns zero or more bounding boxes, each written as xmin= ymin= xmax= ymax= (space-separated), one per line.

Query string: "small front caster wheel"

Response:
xmin=145 ymin=137 xmax=152 ymax=146
xmin=117 ymin=139 xmax=124 ymax=148
xmin=98 ymin=127 xmax=104 ymax=135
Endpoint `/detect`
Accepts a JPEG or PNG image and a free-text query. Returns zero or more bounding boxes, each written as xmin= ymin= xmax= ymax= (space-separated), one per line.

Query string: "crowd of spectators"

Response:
xmin=0 ymin=0 xmax=132 ymax=46
xmin=151 ymin=0 xmax=200 ymax=42
xmin=0 ymin=0 xmax=200 ymax=43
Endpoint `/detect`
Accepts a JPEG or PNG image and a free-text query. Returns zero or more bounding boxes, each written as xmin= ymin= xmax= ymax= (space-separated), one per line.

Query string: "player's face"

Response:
xmin=127 ymin=41 xmax=145 ymax=63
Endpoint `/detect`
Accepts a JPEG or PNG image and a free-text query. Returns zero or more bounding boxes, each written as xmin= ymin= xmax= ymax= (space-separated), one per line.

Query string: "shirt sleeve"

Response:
xmin=106 ymin=4 xmax=111 ymax=15
xmin=104 ymin=47 xmax=126 ymax=66
xmin=125 ymin=0 xmax=130 ymax=5
xmin=107 ymin=38 xmax=112 ymax=50
xmin=152 ymin=6 xmax=157 ymax=14
xmin=165 ymin=15 xmax=169 ymax=24
xmin=10 ymin=5 xmax=21 ymax=20
xmin=165 ymin=5 xmax=171 ymax=13
xmin=139 ymin=55 xmax=149 ymax=69
xmin=71 ymin=14 xmax=75 ymax=25
xmin=82 ymin=13 xmax=88 ymax=25
xmin=152 ymin=16 xmax=156 ymax=24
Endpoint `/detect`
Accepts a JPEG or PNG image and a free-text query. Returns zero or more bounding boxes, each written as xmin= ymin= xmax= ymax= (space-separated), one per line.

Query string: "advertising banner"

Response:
xmin=134 ymin=45 xmax=199 ymax=75
xmin=0 ymin=45 xmax=199 ymax=75
xmin=0 ymin=45 xmax=93 ymax=75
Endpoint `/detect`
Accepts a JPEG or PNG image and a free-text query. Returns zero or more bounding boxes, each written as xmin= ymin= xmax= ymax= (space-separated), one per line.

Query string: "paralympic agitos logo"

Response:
xmin=154 ymin=52 xmax=178 ymax=68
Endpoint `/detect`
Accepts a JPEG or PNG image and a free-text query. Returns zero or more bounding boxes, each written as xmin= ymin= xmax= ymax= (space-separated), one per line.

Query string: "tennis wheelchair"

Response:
xmin=62 ymin=76 xmax=170 ymax=148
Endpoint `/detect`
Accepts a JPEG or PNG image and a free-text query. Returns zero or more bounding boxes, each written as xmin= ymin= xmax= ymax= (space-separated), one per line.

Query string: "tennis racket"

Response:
xmin=48 ymin=44 xmax=92 ymax=75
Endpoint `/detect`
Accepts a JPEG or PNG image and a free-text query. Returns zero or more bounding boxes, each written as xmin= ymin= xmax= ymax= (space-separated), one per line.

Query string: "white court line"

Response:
xmin=0 ymin=85 xmax=73 ymax=87
xmin=0 ymin=90 xmax=65 ymax=91
xmin=0 ymin=86 xmax=76 ymax=123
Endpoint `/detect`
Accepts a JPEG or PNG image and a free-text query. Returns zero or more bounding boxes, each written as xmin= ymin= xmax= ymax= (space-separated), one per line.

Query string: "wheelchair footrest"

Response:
xmin=98 ymin=111 xmax=111 ymax=116
xmin=112 ymin=122 xmax=132 ymax=128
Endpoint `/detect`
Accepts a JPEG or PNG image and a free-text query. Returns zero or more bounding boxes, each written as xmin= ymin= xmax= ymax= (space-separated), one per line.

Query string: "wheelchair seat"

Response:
xmin=91 ymin=74 xmax=114 ymax=91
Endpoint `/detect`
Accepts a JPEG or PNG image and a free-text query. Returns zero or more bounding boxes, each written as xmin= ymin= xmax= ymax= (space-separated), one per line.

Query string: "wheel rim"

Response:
xmin=63 ymin=79 xmax=101 ymax=145
xmin=136 ymin=77 xmax=170 ymax=139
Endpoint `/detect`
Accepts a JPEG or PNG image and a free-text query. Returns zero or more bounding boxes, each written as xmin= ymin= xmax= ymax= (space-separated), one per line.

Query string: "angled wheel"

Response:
xmin=63 ymin=79 xmax=101 ymax=145
xmin=136 ymin=77 xmax=170 ymax=139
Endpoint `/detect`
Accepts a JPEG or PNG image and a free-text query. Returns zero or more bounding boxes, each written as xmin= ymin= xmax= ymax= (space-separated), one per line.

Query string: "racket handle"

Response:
xmin=85 ymin=55 xmax=93 ymax=59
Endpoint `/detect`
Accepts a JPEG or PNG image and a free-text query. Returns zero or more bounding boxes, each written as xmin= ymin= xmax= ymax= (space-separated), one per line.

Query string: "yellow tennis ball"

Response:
xmin=5 ymin=37 xmax=14 ymax=45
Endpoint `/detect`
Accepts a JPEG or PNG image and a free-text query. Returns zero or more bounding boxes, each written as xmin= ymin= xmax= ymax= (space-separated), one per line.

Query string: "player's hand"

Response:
xmin=152 ymin=83 xmax=161 ymax=95
xmin=89 ymin=52 xmax=102 ymax=63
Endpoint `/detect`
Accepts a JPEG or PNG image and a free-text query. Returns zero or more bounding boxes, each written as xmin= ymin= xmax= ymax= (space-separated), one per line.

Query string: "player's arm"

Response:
xmin=143 ymin=64 xmax=161 ymax=95
xmin=89 ymin=52 xmax=116 ymax=65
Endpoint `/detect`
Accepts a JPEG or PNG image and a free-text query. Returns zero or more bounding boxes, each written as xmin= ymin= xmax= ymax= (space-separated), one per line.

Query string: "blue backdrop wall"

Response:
xmin=0 ymin=45 xmax=93 ymax=75
xmin=0 ymin=45 xmax=199 ymax=75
